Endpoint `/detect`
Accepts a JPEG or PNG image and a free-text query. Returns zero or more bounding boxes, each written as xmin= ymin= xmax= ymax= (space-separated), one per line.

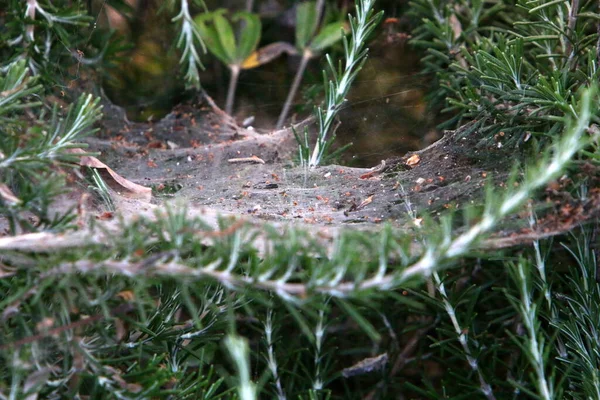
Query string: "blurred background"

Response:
xmin=95 ymin=0 xmax=438 ymax=166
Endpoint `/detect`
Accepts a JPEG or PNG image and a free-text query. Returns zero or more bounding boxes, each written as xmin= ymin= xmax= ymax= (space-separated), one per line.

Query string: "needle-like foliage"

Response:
xmin=171 ymin=0 xmax=207 ymax=89
xmin=3 ymin=1 xmax=600 ymax=399
xmin=0 ymin=60 xmax=102 ymax=234
xmin=302 ymin=0 xmax=383 ymax=168
xmin=410 ymin=0 xmax=600 ymax=143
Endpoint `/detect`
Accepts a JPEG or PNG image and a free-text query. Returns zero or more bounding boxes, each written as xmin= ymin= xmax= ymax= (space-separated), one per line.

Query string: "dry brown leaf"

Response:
xmin=68 ymin=148 xmax=152 ymax=201
xmin=0 ymin=183 xmax=21 ymax=205
xmin=406 ymin=154 xmax=421 ymax=167
xmin=356 ymin=195 xmax=374 ymax=211
xmin=0 ymin=263 xmax=16 ymax=278
xmin=449 ymin=14 xmax=463 ymax=40
xmin=117 ymin=290 xmax=135 ymax=301
xmin=242 ymin=42 xmax=298 ymax=69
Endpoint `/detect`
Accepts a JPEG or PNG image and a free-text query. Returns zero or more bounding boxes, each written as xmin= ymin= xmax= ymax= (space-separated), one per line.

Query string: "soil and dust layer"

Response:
xmin=84 ymin=93 xmax=599 ymax=244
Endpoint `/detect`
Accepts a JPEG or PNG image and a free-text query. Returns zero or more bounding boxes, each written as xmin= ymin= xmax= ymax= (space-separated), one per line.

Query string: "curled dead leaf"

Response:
xmin=0 ymin=263 xmax=16 ymax=278
xmin=228 ymin=155 xmax=265 ymax=164
xmin=356 ymin=195 xmax=374 ymax=211
xmin=68 ymin=148 xmax=152 ymax=201
xmin=0 ymin=184 xmax=21 ymax=205
xmin=406 ymin=154 xmax=421 ymax=167
xmin=242 ymin=42 xmax=298 ymax=69
xmin=117 ymin=290 xmax=135 ymax=301
xmin=342 ymin=353 xmax=388 ymax=378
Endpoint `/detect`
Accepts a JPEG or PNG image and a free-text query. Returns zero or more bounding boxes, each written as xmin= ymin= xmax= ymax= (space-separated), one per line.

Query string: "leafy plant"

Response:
xmin=194 ymin=9 xmax=262 ymax=114
xmin=276 ymin=1 xmax=348 ymax=129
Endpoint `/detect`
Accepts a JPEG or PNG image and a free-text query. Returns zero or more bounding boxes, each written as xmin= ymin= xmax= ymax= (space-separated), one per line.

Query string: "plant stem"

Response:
xmin=264 ymin=310 xmax=286 ymax=400
xmin=565 ymin=0 xmax=580 ymax=67
xmin=596 ymin=1 xmax=600 ymax=70
xmin=226 ymin=65 xmax=240 ymax=116
xmin=225 ymin=335 xmax=256 ymax=400
xmin=25 ymin=0 xmax=36 ymax=42
xmin=276 ymin=50 xmax=311 ymax=129
xmin=315 ymin=0 xmax=325 ymax=25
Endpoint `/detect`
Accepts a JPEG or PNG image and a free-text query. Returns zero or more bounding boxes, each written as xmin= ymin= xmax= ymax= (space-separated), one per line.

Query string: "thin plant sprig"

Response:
xmin=312 ymin=307 xmax=326 ymax=390
xmin=263 ymin=310 xmax=286 ymax=400
xmin=507 ymin=260 xmax=555 ymax=399
xmin=0 ymin=60 xmax=42 ymax=115
xmin=275 ymin=1 xmax=347 ymax=129
xmin=558 ymin=231 xmax=600 ymax=399
xmin=433 ymin=272 xmax=496 ymax=400
xmin=400 ymin=86 xmax=596 ymax=282
xmin=224 ymin=335 xmax=257 ymax=400
xmin=24 ymin=0 xmax=90 ymax=30
xmin=0 ymin=93 xmax=102 ymax=170
xmin=194 ymin=10 xmax=262 ymax=115
xmin=172 ymin=0 xmax=207 ymax=89
xmin=307 ymin=0 xmax=383 ymax=168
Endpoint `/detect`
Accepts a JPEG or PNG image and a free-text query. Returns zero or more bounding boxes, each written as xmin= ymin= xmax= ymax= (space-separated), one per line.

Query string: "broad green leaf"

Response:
xmin=233 ymin=12 xmax=261 ymax=62
xmin=194 ymin=17 xmax=230 ymax=65
xmin=213 ymin=11 xmax=237 ymax=64
xmin=295 ymin=2 xmax=318 ymax=50
xmin=309 ymin=21 xmax=347 ymax=53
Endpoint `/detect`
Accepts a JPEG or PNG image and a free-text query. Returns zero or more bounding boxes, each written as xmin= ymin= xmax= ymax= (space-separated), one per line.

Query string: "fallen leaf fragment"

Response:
xmin=345 ymin=195 xmax=375 ymax=216
xmin=342 ymin=353 xmax=388 ymax=378
xmin=96 ymin=211 xmax=114 ymax=220
xmin=228 ymin=155 xmax=265 ymax=164
xmin=360 ymin=160 xmax=386 ymax=179
xmin=357 ymin=195 xmax=374 ymax=210
xmin=68 ymin=148 xmax=152 ymax=201
xmin=0 ymin=184 xmax=21 ymax=205
xmin=359 ymin=171 xmax=375 ymax=179
xmin=406 ymin=154 xmax=421 ymax=167
xmin=241 ymin=42 xmax=298 ymax=69
xmin=117 ymin=290 xmax=135 ymax=301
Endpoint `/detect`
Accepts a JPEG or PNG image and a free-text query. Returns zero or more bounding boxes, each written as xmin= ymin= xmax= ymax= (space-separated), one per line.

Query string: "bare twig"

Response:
xmin=225 ymin=65 xmax=240 ymax=116
xmin=228 ymin=156 xmax=266 ymax=164
xmin=389 ymin=324 xmax=432 ymax=376
xmin=596 ymin=1 xmax=600 ymax=70
xmin=276 ymin=50 xmax=312 ymax=129
xmin=565 ymin=0 xmax=580 ymax=66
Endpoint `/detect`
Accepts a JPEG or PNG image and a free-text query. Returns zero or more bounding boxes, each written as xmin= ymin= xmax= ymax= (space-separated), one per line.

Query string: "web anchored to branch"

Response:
xmin=1 ymin=86 xmax=594 ymax=302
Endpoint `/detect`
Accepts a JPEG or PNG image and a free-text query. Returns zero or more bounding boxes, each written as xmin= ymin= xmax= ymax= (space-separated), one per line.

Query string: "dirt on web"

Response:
xmin=86 ymin=93 xmax=499 ymax=225
xmin=3 ymin=89 xmax=600 ymax=253
xmin=69 ymin=90 xmax=600 ymax=250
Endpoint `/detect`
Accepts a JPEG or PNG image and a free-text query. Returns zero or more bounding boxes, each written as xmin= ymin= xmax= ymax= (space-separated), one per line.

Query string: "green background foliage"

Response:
xmin=2 ymin=0 xmax=600 ymax=399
